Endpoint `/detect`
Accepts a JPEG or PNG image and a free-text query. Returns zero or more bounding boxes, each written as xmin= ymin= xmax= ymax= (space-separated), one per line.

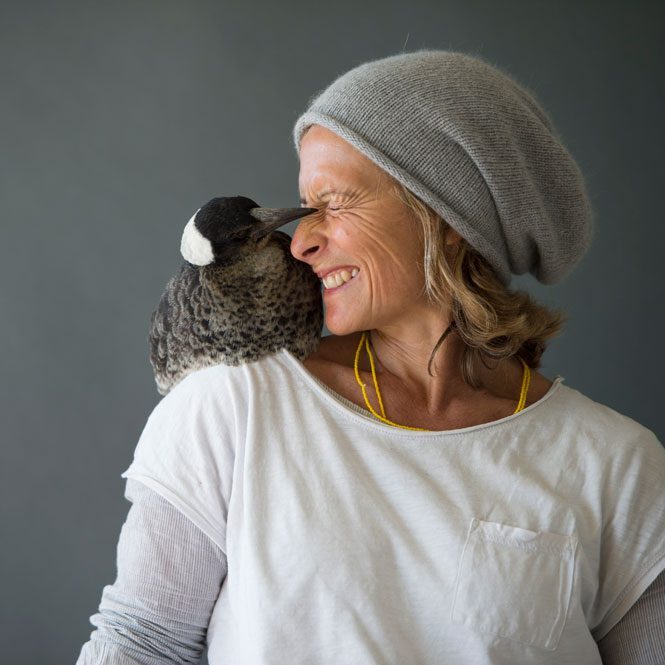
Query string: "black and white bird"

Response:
xmin=148 ymin=196 xmax=322 ymax=395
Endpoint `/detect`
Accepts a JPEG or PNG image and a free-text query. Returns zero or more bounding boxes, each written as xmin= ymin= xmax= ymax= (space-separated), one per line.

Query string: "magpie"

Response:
xmin=148 ymin=196 xmax=321 ymax=395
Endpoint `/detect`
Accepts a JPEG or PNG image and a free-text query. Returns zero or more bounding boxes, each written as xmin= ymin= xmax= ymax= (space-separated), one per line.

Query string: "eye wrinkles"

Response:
xmin=299 ymin=188 xmax=357 ymax=206
xmin=298 ymin=202 xmax=342 ymax=213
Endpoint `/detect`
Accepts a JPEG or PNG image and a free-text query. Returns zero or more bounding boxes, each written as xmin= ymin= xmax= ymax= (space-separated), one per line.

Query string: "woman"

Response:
xmin=77 ymin=50 xmax=665 ymax=664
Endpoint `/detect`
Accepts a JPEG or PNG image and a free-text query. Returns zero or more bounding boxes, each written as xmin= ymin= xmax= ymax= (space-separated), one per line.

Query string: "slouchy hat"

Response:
xmin=292 ymin=50 xmax=595 ymax=286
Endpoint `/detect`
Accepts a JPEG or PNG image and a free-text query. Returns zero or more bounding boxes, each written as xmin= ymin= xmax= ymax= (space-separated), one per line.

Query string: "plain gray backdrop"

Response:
xmin=1 ymin=1 xmax=663 ymax=663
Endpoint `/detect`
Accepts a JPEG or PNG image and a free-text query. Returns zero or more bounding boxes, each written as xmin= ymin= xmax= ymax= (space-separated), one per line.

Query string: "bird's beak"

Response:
xmin=248 ymin=206 xmax=318 ymax=240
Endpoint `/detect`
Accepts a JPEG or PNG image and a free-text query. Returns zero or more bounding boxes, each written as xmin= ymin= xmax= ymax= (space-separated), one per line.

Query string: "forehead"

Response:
xmin=298 ymin=125 xmax=384 ymax=194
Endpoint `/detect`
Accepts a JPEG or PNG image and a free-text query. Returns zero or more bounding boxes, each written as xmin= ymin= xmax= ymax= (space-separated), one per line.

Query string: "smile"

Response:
xmin=322 ymin=268 xmax=359 ymax=289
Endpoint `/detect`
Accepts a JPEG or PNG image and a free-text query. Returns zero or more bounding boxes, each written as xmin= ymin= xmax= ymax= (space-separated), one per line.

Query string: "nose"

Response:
xmin=290 ymin=211 xmax=324 ymax=263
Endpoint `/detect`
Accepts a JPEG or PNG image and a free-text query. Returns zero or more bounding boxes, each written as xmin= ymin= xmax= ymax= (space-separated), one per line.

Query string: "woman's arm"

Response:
xmin=76 ymin=478 xmax=228 ymax=664
xmin=597 ymin=568 xmax=665 ymax=665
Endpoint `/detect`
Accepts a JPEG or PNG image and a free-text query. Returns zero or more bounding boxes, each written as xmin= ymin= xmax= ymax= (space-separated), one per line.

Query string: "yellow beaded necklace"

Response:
xmin=353 ymin=330 xmax=531 ymax=431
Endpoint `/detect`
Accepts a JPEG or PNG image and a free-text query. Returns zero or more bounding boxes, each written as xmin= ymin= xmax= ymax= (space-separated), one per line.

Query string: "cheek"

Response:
xmin=330 ymin=212 xmax=423 ymax=284
xmin=370 ymin=235 xmax=419 ymax=279
xmin=360 ymin=246 xmax=425 ymax=307
xmin=328 ymin=220 xmax=355 ymax=244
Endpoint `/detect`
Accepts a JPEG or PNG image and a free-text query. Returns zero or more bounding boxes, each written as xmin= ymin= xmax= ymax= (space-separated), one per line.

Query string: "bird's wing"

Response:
xmin=148 ymin=262 xmax=203 ymax=394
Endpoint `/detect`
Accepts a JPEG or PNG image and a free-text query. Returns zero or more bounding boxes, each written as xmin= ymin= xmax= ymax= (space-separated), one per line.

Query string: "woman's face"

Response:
xmin=291 ymin=124 xmax=430 ymax=335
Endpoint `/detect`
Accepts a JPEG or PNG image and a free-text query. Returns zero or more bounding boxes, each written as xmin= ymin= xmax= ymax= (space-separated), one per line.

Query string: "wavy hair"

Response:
xmin=387 ymin=178 xmax=567 ymax=389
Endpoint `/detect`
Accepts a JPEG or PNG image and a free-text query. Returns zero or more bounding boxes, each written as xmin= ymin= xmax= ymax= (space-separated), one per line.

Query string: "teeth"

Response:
xmin=322 ymin=268 xmax=359 ymax=289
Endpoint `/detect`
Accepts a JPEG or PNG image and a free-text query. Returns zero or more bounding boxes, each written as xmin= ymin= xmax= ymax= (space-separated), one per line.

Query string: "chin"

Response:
xmin=324 ymin=313 xmax=364 ymax=337
xmin=324 ymin=320 xmax=351 ymax=336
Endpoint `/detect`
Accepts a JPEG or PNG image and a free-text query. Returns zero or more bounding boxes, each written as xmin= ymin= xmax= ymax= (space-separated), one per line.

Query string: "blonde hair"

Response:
xmin=387 ymin=178 xmax=567 ymax=389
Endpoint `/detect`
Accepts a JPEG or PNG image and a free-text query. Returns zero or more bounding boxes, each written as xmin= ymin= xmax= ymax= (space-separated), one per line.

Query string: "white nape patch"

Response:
xmin=180 ymin=208 xmax=214 ymax=265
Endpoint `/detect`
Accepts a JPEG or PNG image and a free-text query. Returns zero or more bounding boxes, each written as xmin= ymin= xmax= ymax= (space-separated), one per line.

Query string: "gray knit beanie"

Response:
xmin=292 ymin=49 xmax=595 ymax=286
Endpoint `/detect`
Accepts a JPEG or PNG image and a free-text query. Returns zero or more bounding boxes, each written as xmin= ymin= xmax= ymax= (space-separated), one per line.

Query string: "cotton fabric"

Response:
xmin=115 ymin=349 xmax=665 ymax=664
xmin=75 ymin=481 xmax=665 ymax=664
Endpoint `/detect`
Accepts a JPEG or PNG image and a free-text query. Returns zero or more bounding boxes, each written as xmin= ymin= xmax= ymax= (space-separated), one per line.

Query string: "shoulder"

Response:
xmin=143 ymin=361 xmax=255 ymax=439
xmin=559 ymin=384 xmax=654 ymax=435
xmin=165 ymin=353 xmax=288 ymax=398
xmin=159 ymin=351 xmax=306 ymax=414
xmin=127 ymin=362 xmax=257 ymax=482
xmin=556 ymin=384 xmax=663 ymax=460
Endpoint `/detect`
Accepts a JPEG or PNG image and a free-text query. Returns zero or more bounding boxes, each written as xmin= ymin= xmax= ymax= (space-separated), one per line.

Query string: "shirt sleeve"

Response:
xmin=76 ymin=478 xmax=228 ymax=665
xmin=597 ymin=568 xmax=665 ymax=665
xmin=119 ymin=366 xmax=239 ymax=553
xmin=590 ymin=426 xmax=665 ymax=642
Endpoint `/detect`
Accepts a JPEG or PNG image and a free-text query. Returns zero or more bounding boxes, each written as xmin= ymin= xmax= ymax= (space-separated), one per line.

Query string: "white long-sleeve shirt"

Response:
xmin=77 ymin=348 xmax=665 ymax=663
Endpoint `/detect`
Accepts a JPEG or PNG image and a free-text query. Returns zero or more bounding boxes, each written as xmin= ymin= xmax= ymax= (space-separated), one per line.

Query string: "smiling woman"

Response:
xmin=283 ymin=50 xmax=664 ymax=663
xmin=293 ymin=125 xmax=568 ymax=400
xmin=293 ymin=128 xmax=434 ymax=346
xmin=77 ymin=49 xmax=665 ymax=665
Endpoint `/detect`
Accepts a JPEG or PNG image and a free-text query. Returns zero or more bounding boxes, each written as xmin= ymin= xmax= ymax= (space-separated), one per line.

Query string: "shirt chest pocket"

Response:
xmin=450 ymin=518 xmax=578 ymax=651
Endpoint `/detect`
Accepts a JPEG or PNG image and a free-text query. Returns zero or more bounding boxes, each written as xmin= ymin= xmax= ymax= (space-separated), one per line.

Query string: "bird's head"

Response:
xmin=180 ymin=195 xmax=318 ymax=267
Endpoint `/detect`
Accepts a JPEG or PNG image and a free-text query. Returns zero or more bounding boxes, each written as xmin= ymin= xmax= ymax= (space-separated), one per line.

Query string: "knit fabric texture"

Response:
xmin=292 ymin=49 xmax=595 ymax=286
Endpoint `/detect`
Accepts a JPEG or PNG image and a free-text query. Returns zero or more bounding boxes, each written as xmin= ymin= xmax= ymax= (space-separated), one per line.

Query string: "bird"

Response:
xmin=148 ymin=195 xmax=322 ymax=396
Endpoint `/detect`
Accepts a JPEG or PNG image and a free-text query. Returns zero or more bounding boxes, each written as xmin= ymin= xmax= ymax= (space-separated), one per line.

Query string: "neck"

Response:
xmin=364 ymin=316 xmax=515 ymax=415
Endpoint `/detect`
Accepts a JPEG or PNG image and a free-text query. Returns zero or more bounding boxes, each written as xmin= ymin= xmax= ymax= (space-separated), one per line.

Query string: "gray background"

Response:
xmin=1 ymin=1 xmax=663 ymax=663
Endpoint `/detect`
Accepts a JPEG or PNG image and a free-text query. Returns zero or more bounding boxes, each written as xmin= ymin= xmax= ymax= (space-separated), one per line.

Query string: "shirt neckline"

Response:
xmin=278 ymin=348 xmax=566 ymax=438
